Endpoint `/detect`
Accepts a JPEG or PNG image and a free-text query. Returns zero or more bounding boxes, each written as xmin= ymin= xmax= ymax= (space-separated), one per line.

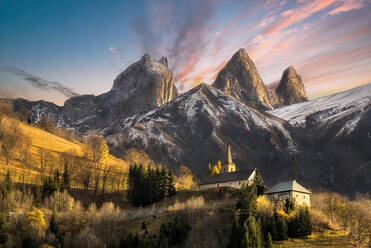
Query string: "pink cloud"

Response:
xmin=329 ymin=0 xmax=365 ymax=15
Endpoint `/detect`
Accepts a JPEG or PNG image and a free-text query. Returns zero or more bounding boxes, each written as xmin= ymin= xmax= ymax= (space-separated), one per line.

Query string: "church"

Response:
xmin=199 ymin=142 xmax=256 ymax=189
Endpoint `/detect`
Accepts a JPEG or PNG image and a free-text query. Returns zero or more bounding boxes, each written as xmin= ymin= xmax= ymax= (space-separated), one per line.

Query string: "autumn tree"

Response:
xmin=84 ymin=135 xmax=109 ymax=194
xmin=16 ymin=105 xmax=31 ymax=124
xmin=36 ymin=115 xmax=57 ymax=134
xmin=0 ymin=119 xmax=25 ymax=164
xmin=0 ymin=100 xmax=13 ymax=117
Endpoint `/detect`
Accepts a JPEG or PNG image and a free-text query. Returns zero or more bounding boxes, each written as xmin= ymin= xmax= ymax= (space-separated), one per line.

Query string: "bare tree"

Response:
xmin=1 ymin=119 xmax=25 ymax=164
xmin=84 ymin=135 xmax=109 ymax=194
xmin=0 ymin=100 xmax=13 ymax=117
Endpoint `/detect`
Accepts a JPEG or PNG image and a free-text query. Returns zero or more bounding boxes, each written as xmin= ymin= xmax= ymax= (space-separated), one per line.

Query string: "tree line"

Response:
xmin=127 ymin=164 xmax=176 ymax=207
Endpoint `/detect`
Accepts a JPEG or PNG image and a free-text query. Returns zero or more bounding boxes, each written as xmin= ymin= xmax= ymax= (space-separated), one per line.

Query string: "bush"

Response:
xmin=168 ymin=196 xmax=205 ymax=211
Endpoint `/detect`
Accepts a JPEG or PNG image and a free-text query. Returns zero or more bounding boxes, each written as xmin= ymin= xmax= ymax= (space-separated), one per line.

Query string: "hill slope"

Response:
xmin=0 ymin=117 xmax=130 ymax=187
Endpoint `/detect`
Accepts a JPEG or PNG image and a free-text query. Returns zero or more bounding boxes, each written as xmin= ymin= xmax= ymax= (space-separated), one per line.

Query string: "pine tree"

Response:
xmin=1 ymin=170 xmax=13 ymax=197
xmin=265 ymin=232 xmax=273 ymax=248
xmin=253 ymin=169 xmax=267 ymax=196
xmin=62 ymin=162 xmax=70 ymax=191
xmin=246 ymin=215 xmax=262 ymax=248
xmin=284 ymin=198 xmax=295 ymax=214
xmin=49 ymin=209 xmax=59 ymax=236
xmin=272 ymin=212 xmax=288 ymax=241
xmin=167 ymin=170 xmax=176 ymax=197
xmin=236 ymin=184 xmax=257 ymax=225
xmin=288 ymin=207 xmax=312 ymax=238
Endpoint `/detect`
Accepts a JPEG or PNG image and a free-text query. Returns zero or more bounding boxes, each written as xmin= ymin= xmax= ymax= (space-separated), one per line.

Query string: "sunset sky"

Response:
xmin=1 ymin=0 xmax=370 ymax=106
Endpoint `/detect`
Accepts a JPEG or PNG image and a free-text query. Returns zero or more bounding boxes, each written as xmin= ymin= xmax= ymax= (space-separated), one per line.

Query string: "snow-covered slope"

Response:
xmin=102 ymin=83 xmax=317 ymax=183
xmin=269 ymin=83 xmax=371 ymax=136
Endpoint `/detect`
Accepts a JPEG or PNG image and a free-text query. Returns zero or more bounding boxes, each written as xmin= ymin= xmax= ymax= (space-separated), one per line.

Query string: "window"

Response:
xmin=239 ymin=181 xmax=241 ymax=185
xmin=296 ymin=194 xmax=298 ymax=197
xmin=303 ymin=195 xmax=305 ymax=199
xmin=230 ymin=182 xmax=232 ymax=186
xmin=217 ymin=184 xmax=219 ymax=187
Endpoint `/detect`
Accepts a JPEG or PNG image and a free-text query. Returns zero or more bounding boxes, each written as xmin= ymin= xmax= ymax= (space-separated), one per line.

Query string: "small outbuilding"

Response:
xmin=265 ymin=180 xmax=311 ymax=206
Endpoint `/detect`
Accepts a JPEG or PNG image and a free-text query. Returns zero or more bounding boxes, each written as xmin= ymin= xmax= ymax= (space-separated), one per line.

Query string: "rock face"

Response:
xmin=213 ymin=49 xmax=308 ymax=110
xmin=103 ymin=83 xmax=319 ymax=185
xmin=275 ymin=66 xmax=307 ymax=105
xmin=12 ymin=98 xmax=65 ymax=126
xmin=14 ymin=54 xmax=178 ymax=132
xmin=213 ymin=48 xmax=275 ymax=110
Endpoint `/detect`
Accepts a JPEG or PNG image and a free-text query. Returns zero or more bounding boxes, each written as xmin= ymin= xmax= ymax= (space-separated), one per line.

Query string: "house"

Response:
xmin=265 ymin=180 xmax=311 ymax=206
xmin=199 ymin=142 xmax=256 ymax=189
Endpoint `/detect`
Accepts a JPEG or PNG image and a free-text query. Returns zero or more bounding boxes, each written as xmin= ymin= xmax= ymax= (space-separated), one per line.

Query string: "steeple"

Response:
xmin=225 ymin=138 xmax=233 ymax=164
xmin=222 ymin=138 xmax=236 ymax=173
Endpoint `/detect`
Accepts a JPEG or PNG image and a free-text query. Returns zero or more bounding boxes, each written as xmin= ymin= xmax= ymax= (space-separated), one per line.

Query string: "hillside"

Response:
xmin=0 ymin=116 xmax=130 ymax=188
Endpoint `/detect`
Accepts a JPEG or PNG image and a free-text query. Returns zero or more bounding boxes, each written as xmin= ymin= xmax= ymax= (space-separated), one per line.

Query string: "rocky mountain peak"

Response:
xmin=159 ymin=56 xmax=168 ymax=68
xmin=212 ymin=48 xmax=274 ymax=110
xmin=275 ymin=65 xmax=307 ymax=105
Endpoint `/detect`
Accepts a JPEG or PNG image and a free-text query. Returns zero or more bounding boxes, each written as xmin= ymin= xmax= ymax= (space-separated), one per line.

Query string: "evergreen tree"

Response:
xmin=1 ymin=170 xmax=13 ymax=197
xmin=0 ymin=214 xmax=7 ymax=244
xmin=265 ymin=232 xmax=273 ymax=248
xmin=167 ymin=170 xmax=176 ymax=197
xmin=34 ymin=186 xmax=42 ymax=207
xmin=245 ymin=215 xmax=262 ymax=248
xmin=253 ymin=169 xmax=267 ymax=196
xmin=62 ymin=162 xmax=70 ymax=191
xmin=272 ymin=212 xmax=288 ymax=241
xmin=49 ymin=209 xmax=59 ymax=236
xmin=236 ymin=184 xmax=257 ymax=225
xmin=284 ymin=198 xmax=295 ymax=214
xmin=288 ymin=207 xmax=312 ymax=238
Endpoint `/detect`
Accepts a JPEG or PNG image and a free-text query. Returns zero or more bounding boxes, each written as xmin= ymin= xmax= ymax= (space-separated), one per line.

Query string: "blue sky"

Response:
xmin=1 ymin=0 xmax=370 ymax=105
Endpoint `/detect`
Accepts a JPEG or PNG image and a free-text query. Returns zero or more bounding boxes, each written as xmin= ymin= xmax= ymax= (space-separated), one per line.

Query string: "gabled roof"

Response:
xmin=265 ymin=180 xmax=311 ymax=194
xmin=200 ymin=168 xmax=255 ymax=185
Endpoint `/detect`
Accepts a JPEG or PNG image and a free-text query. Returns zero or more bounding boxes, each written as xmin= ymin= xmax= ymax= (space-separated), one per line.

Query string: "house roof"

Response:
xmin=200 ymin=168 xmax=255 ymax=185
xmin=265 ymin=180 xmax=311 ymax=194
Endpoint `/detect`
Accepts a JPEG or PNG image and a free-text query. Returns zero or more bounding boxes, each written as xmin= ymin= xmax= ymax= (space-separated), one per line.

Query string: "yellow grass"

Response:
xmin=0 ymin=118 xmax=130 ymax=185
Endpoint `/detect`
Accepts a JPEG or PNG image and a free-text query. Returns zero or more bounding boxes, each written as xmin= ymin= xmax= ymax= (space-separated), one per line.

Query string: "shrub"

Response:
xmin=168 ymin=196 xmax=205 ymax=211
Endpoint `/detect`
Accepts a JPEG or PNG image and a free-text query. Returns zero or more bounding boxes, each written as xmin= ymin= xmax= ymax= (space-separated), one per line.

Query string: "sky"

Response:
xmin=0 ymin=0 xmax=370 ymax=106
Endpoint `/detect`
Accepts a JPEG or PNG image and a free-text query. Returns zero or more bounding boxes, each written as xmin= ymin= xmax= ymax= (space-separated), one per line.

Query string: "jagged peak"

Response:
xmin=283 ymin=65 xmax=297 ymax=75
xmin=229 ymin=48 xmax=251 ymax=63
xmin=158 ymin=56 xmax=168 ymax=68
xmin=141 ymin=53 xmax=153 ymax=63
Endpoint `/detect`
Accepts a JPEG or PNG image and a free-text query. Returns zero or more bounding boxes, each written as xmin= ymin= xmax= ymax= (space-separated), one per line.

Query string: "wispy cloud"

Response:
xmin=132 ymin=0 xmax=219 ymax=89
xmin=2 ymin=66 xmax=79 ymax=98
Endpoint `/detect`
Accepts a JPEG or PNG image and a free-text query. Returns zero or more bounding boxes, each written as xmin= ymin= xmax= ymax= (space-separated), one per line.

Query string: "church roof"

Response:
xmin=200 ymin=168 xmax=255 ymax=185
xmin=265 ymin=180 xmax=311 ymax=194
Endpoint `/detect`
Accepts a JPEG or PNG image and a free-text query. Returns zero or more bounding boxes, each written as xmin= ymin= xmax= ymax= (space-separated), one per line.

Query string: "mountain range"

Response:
xmin=8 ymin=48 xmax=371 ymax=195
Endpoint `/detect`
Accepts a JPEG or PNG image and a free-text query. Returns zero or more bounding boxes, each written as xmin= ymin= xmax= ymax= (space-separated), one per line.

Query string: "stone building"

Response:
xmin=265 ymin=180 xmax=311 ymax=206
xmin=199 ymin=142 xmax=256 ymax=189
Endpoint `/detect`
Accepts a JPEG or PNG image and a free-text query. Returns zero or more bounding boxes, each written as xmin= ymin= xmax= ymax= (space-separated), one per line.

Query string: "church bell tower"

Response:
xmin=221 ymin=139 xmax=236 ymax=173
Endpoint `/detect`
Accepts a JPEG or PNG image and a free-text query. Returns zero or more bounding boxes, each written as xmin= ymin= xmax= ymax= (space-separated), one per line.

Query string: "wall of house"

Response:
xmin=266 ymin=191 xmax=311 ymax=206
xmin=291 ymin=191 xmax=311 ymax=206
